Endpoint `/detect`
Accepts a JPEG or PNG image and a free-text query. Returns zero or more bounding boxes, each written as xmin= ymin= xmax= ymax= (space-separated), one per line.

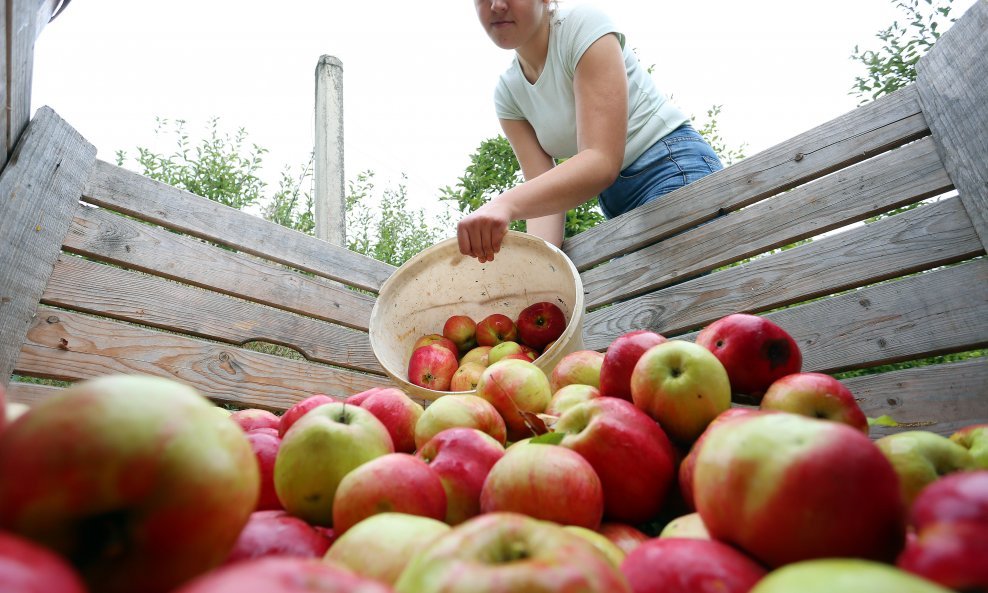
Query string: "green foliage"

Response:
xmin=850 ymin=0 xmax=957 ymax=104
xmin=692 ymin=105 xmax=746 ymax=167
xmin=262 ymin=157 xmax=316 ymax=236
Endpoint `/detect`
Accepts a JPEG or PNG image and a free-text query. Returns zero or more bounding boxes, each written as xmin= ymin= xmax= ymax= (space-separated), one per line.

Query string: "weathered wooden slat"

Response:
xmin=582 ymin=136 xmax=952 ymax=308
xmin=846 ymin=357 xmax=988 ymax=438
xmin=563 ymin=86 xmax=930 ymax=270
xmin=61 ymin=205 xmax=377 ymax=332
xmin=42 ymin=255 xmax=385 ymax=374
xmin=916 ymin=0 xmax=988 ymax=253
xmin=581 ymin=196 xmax=983 ymax=351
xmin=0 ymin=107 xmax=96 ymax=387
xmin=5 ymin=381 xmax=63 ymax=407
xmin=83 ymin=160 xmax=396 ymax=293
xmin=14 ymin=307 xmax=392 ymax=411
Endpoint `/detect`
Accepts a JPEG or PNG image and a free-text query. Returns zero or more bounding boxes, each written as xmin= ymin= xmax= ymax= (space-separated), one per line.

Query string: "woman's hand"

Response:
xmin=457 ymin=199 xmax=513 ymax=263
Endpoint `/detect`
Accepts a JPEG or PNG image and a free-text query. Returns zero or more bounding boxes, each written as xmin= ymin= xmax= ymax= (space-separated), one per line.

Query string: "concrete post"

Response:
xmin=314 ymin=55 xmax=345 ymax=246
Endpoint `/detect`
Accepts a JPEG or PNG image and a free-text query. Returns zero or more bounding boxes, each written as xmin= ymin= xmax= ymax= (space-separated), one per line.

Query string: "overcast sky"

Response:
xmin=30 ymin=0 xmax=976 ymax=221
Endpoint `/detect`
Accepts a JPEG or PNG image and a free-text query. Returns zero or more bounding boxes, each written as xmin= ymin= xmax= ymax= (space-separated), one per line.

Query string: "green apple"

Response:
xmin=414 ymin=394 xmax=507 ymax=449
xmin=950 ymin=423 xmax=988 ymax=468
xmin=750 ymin=558 xmax=953 ymax=593
xmin=563 ymin=525 xmax=625 ymax=568
xmin=474 ymin=359 xmax=552 ymax=442
xmin=874 ymin=430 xmax=975 ymax=507
xmin=545 ymin=383 xmax=601 ymax=417
xmin=659 ymin=512 xmax=710 ymax=540
xmin=549 ymin=350 xmax=604 ymax=393
xmin=274 ymin=402 xmax=393 ymax=526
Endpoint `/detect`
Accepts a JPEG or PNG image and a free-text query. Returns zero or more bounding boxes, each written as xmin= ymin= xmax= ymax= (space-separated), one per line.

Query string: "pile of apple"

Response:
xmin=0 ymin=313 xmax=985 ymax=593
xmin=407 ymin=301 xmax=567 ymax=391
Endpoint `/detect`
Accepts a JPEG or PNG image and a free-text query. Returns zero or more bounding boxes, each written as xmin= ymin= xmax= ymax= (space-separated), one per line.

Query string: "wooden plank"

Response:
xmin=13 ymin=307 xmax=393 ymax=411
xmin=0 ymin=107 xmax=96 ymax=387
xmin=61 ymin=204 xmax=377 ymax=332
xmin=42 ymin=254 xmax=384 ymax=374
xmin=581 ymin=196 xmax=984 ymax=351
xmin=83 ymin=160 xmax=395 ymax=293
xmin=5 ymin=381 xmax=63 ymax=407
xmin=916 ymin=0 xmax=988 ymax=252
xmin=582 ymin=136 xmax=952 ymax=308
xmin=563 ymin=86 xmax=930 ymax=269
xmin=846 ymin=357 xmax=988 ymax=438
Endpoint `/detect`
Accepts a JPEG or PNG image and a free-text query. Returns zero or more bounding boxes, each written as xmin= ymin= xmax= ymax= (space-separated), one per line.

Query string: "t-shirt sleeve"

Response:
xmin=559 ymin=5 xmax=626 ymax=78
xmin=494 ymin=77 xmax=525 ymax=120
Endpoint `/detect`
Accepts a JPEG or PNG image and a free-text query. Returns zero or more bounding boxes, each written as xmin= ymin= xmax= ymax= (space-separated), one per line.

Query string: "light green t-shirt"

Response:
xmin=494 ymin=4 xmax=688 ymax=170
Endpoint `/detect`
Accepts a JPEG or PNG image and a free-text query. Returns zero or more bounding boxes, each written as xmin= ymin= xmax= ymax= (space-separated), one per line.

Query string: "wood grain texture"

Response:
xmin=916 ymin=0 xmax=988 ymax=253
xmin=581 ymin=196 xmax=984 ymax=351
xmin=5 ymin=381 xmax=62 ymax=407
xmin=563 ymin=86 xmax=930 ymax=269
xmin=83 ymin=160 xmax=396 ymax=292
xmin=0 ymin=107 xmax=96 ymax=387
xmin=582 ymin=136 xmax=953 ymax=308
xmin=14 ymin=307 xmax=388 ymax=411
xmin=61 ymin=204 xmax=377 ymax=331
xmin=42 ymin=254 xmax=384 ymax=374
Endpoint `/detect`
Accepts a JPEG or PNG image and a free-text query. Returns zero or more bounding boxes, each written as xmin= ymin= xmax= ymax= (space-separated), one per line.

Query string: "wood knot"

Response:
xmin=58 ymin=338 xmax=69 ymax=350
xmin=794 ymin=153 xmax=805 ymax=162
xmin=877 ymin=338 xmax=888 ymax=348
xmin=46 ymin=315 xmax=60 ymax=324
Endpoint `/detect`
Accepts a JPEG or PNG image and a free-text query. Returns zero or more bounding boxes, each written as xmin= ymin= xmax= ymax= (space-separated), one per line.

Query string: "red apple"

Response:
xmin=621 ymin=537 xmax=767 ymax=593
xmin=224 ymin=510 xmax=333 ymax=564
xmin=413 ymin=333 xmax=460 ymax=359
xmin=549 ymin=350 xmax=605 ymax=393
xmin=599 ymin=329 xmax=667 ymax=401
xmin=474 ymin=359 xmax=552 ymax=442
xmin=0 ymin=530 xmax=87 ymax=593
xmin=173 ymin=557 xmax=393 ymax=593
xmin=598 ymin=522 xmax=650 ymax=556
xmin=678 ymin=408 xmax=765 ymax=510
xmin=332 ymin=453 xmax=447 ymax=535
xmin=693 ymin=412 xmax=907 ymax=567
xmin=278 ymin=394 xmax=335 ymax=438
xmin=695 ymin=313 xmax=802 ymax=402
xmin=245 ymin=429 xmax=282 ymax=511
xmin=475 ymin=313 xmax=518 ymax=347
xmin=408 ymin=343 xmax=459 ymax=391
xmin=554 ymin=397 xmax=677 ymax=524
xmin=414 ymin=394 xmax=507 ymax=448
xmin=443 ymin=315 xmax=477 ymax=353
xmin=346 ymin=386 xmax=424 ymax=454
xmin=229 ymin=408 xmax=281 ymax=433
xmin=760 ymin=372 xmax=868 ymax=434
xmin=0 ymin=375 xmax=260 ymax=593
xmin=515 ymin=301 xmax=567 ymax=351
xmin=545 ymin=383 xmax=601 ymax=417
xmin=416 ymin=427 xmax=507 ymax=525
xmin=449 ymin=362 xmax=486 ymax=392
xmin=481 ymin=442 xmax=604 ymax=529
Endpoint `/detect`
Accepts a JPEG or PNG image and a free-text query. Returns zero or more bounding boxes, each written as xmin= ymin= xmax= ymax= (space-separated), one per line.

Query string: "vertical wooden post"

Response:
xmin=314 ymin=55 xmax=345 ymax=247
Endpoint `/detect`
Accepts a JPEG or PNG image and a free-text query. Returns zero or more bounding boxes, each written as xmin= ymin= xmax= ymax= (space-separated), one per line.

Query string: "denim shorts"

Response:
xmin=598 ymin=123 xmax=723 ymax=219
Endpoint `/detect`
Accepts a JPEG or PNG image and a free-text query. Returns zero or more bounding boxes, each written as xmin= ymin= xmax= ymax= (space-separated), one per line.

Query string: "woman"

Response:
xmin=457 ymin=0 xmax=722 ymax=262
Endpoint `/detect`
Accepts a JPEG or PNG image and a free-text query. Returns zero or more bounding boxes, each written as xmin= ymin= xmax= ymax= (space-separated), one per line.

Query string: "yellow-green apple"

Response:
xmin=474 ymin=359 xmax=552 ymax=442
xmin=760 ymin=372 xmax=868 ymax=434
xmin=693 ymin=413 xmax=906 ymax=567
xmin=459 ymin=345 xmax=491 ymax=367
xmin=678 ymin=408 xmax=765 ymax=510
xmin=487 ymin=341 xmax=526 ymax=365
xmin=480 ymin=442 xmax=604 ymax=529
xmin=620 ymin=538 xmax=767 ymax=593
xmin=416 ymin=427 xmax=506 ymax=525
xmin=408 ymin=343 xmax=459 ymax=391
xmin=224 ymin=510 xmax=334 ymax=564
xmin=174 ymin=556 xmax=394 ymax=593
xmin=475 ymin=313 xmax=518 ymax=347
xmin=874 ymin=430 xmax=975 ymax=507
xmin=325 ymin=512 xmax=450 ymax=586
xmin=598 ymin=522 xmax=649 ymax=556
xmin=449 ymin=361 xmax=486 ymax=392
xmin=515 ymin=301 xmax=567 ymax=351
xmin=331 ymin=453 xmax=446 ymax=535
xmin=414 ymin=394 xmax=507 ymax=448
xmin=245 ymin=428 xmax=282 ymax=510
xmin=549 ymin=350 xmax=605 ymax=393
xmin=630 ymin=340 xmax=732 ymax=445
xmin=749 ymin=558 xmax=953 ymax=593
xmin=599 ymin=329 xmax=667 ymax=401
xmin=658 ymin=512 xmax=711 ymax=539
xmin=0 ymin=530 xmax=87 ymax=593
xmin=695 ymin=313 xmax=802 ymax=403
xmin=346 ymin=387 xmax=424 ymax=454
xmin=0 ymin=374 xmax=259 ymax=593
xmin=554 ymin=397 xmax=676 ymax=524
xmin=443 ymin=314 xmax=477 ymax=353
xmin=274 ymin=402 xmax=393 ymax=526
xmin=896 ymin=470 xmax=988 ymax=591
xmin=563 ymin=525 xmax=626 ymax=568
xmin=278 ymin=394 xmax=335 ymax=438
xmin=950 ymin=423 xmax=988 ymax=468
xmin=394 ymin=512 xmax=631 ymax=593
xmin=229 ymin=408 xmax=281 ymax=433
xmin=545 ymin=383 xmax=601 ymax=417
xmin=413 ymin=333 xmax=460 ymax=359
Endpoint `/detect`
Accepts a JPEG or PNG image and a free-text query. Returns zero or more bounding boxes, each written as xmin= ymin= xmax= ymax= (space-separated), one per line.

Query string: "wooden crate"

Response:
xmin=2 ymin=3 xmax=986 ymax=437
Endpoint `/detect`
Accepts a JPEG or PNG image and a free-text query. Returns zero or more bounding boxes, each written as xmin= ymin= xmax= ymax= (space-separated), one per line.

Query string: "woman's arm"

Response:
xmin=457 ymin=33 xmax=629 ymax=262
